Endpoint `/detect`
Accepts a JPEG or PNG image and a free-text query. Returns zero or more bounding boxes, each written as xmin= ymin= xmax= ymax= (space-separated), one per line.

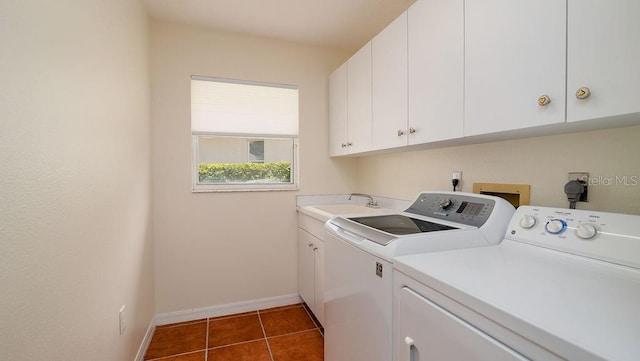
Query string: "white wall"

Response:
xmin=151 ymin=20 xmax=355 ymax=314
xmin=0 ymin=1 xmax=153 ymax=360
xmin=356 ymin=125 xmax=640 ymax=215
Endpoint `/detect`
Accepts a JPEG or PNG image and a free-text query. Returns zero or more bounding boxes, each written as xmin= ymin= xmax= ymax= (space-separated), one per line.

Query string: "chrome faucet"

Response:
xmin=348 ymin=193 xmax=379 ymax=208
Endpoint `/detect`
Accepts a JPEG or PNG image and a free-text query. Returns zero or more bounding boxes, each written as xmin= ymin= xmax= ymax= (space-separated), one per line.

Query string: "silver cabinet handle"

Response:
xmin=408 ymin=127 xmax=416 ymax=134
xmin=576 ymin=87 xmax=591 ymax=99
xmin=341 ymin=143 xmax=347 ymax=148
xmin=397 ymin=130 xmax=405 ymax=136
xmin=347 ymin=142 xmax=353 ymax=146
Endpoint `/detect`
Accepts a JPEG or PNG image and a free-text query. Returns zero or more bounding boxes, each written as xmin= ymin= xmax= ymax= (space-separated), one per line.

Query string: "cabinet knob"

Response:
xmin=538 ymin=94 xmax=551 ymax=106
xmin=347 ymin=142 xmax=353 ymax=147
xmin=576 ymin=87 xmax=591 ymax=99
xmin=408 ymin=127 xmax=416 ymax=134
xmin=308 ymin=243 xmax=314 ymax=248
xmin=397 ymin=130 xmax=405 ymax=136
xmin=341 ymin=143 xmax=347 ymax=148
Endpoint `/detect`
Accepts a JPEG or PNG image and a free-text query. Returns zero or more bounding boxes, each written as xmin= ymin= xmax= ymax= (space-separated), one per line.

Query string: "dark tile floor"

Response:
xmin=144 ymin=303 xmax=323 ymax=361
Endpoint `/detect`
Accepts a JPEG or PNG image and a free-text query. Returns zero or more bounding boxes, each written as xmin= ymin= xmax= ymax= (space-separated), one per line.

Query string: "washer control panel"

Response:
xmin=405 ymin=192 xmax=498 ymax=228
xmin=507 ymin=206 xmax=640 ymax=269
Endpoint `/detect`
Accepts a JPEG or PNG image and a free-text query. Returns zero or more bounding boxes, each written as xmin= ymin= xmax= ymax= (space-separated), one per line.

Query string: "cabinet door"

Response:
xmin=297 ymin=229 xmax=315 ymax=310
xmin=567 ymin=0 xmax=640 ymax=122
xmin=347 ymin=42 xmax=373 ymax=154
xmin=313 ymin=239 xmax=325 ymax=326
xmin=372 ymin=12 xmax=408 ymax=151
xmin=464 ymin=0 xmax=566 ymax=136
xmin=329 ymin=63 xmax=348 ymax=156
xmin=408 ymin=0 xmax=464 ymax=144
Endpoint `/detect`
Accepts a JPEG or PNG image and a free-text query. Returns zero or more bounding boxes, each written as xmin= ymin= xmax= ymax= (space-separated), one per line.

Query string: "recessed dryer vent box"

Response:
xmin=473 ymin=183 xmax=531 ymax=208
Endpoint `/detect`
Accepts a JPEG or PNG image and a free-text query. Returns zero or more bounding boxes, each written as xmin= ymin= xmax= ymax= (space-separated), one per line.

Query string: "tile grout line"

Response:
xmin=266 ymin=328 xmax=320 ymax=341
xmin=300 ymin=303 xmax=322 ymax=333
xmin=207 ymin=337 xmax=266 ymax=350
xmin=204 ymin=318 xmax=210 ymax=361
xmin=146 ymin=350 xmax=205 ymax=361
xmin=257 ymin=310 xmax=275 ymax=361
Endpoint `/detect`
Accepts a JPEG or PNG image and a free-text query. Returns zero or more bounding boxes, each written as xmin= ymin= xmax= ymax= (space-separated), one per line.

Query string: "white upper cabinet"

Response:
xmin=408 ymin=0 xmax=464 ymax=144
xmin=372 ymin=12 xmax=408 ymax=151
xmin=464 ymin=0 xmax=567 ymax=136
xmin=567 ymin=0 xmax=640 ymax=123
xmin=328 ymin=0 xmax=640 ymax=156
xmin=329 ymin=42 xmax=373 ymax=156
xmin=329 ymin=63 xmax=348 ymax=156
xmin=347 ymin=42 xmax=373 ymax=154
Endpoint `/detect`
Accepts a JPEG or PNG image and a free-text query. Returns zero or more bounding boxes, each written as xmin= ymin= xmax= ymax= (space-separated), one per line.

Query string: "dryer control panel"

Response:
xmin=507 ymin=206 xmax=640 ymax=269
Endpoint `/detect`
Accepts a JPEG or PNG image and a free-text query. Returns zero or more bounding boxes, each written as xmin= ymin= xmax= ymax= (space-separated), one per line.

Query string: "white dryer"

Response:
xmin=394 ymin=205 xmax=640 ymax=361
xmin=324 ymin=191 xmax=515 ymax=361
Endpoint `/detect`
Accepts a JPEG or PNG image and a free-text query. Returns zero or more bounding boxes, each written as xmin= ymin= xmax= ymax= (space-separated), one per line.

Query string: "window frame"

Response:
xmin=190 ymin=76 xmax=300 ymax=193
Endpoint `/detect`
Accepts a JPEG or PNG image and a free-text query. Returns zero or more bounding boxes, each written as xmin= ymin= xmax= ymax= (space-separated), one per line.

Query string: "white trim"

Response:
xmin=155 ymin=293 xmax=302 ymax=326
xmin=134 ymin=318 xmax=156 ymax=361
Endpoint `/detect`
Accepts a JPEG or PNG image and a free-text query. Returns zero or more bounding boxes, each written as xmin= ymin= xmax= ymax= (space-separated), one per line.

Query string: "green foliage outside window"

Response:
xmin=198 ymin=162 xmax=291 ymax=184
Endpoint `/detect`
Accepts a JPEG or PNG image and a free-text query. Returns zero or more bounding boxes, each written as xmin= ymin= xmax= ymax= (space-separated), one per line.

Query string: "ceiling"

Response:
xmin=143 ymin=0 xmax=417 ymax=52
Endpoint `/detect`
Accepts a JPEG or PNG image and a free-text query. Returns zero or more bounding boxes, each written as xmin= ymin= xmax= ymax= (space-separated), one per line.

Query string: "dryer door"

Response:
xmin=397 ymin=286 xmax=529 ymax=361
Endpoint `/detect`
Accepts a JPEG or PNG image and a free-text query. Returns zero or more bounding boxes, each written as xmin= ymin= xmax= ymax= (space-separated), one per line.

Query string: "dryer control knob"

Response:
xmin=576 ymin=223 xmax=598 ymax=239
xmin=545 ymin=219 xmax=567 ymax=234
xmin=519 ymin=215 xmax=537 ymax=229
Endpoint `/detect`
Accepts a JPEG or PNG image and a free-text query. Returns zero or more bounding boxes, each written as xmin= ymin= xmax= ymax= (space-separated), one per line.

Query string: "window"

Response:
xmin=191 ymin=76 xmax=299 ymax=191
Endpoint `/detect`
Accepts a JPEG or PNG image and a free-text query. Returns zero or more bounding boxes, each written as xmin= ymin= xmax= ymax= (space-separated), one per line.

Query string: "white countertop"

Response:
xmin=296 ymin=194 xmax=410 ymax=222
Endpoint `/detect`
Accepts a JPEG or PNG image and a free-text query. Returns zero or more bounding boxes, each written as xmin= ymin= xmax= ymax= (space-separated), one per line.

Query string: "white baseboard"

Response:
xmin=134 ymin=318 xmax=156 ymax=361
xmin=155 ymin=293 xmax=302 ymax=326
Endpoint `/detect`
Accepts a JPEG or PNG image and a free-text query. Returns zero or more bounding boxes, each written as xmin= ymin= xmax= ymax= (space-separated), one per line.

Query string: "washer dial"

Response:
xmin=519 ymin=215 xmax=537 ymax=229
xmin=545 ymin=219 xmax=567 ymax=234
xmin=576 ymin=223 xmax=598 ymax=239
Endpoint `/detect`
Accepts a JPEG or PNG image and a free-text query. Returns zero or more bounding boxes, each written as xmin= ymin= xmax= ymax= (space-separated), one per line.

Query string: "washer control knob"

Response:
xmin=519 ymin=215 xmax=537 ymax=229
xmin=439 ymin=198 xmax=453 ymax=209
xmin=576 ymin=223 xmax=598 ymax=239
xmin=545 ymin=219 xmax=567 ymax=234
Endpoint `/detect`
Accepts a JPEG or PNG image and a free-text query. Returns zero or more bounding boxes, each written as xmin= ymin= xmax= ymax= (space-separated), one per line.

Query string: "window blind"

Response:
xmin=191 ymin=76 xmax=299 ymax=136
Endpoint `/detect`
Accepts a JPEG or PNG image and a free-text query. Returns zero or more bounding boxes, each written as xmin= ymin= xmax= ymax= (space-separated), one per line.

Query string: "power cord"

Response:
xmin=452 ymin=178 xmax=459 ymax=192
xmin=564 ymin=180 xmax=585 ymax=209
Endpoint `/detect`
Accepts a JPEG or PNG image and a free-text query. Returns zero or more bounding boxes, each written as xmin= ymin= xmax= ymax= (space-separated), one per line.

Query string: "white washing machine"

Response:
xmin=323 ymin=191 xmax=515 ymax=361
xmin=394 ymin=205 xmax=640 ymax=361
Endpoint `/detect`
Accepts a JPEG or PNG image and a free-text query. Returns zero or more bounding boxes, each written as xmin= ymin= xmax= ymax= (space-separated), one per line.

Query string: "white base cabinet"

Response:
xmin=297 ymin=214 xmax=325 ymax=325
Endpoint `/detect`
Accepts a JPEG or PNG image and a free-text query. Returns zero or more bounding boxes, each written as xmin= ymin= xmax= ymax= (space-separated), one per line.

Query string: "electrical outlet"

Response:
xmin=568 ymin=172 xmax=589 ymax=202
xmin=119 ymin=305 xmax=126 ymax=335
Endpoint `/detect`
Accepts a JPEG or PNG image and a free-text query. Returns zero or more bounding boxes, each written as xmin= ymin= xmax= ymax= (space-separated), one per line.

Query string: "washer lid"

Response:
xmin=394 ymin=240 xmax=640 ymax=361
xmin=348 ymin=214 xmax=458 ymax=235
